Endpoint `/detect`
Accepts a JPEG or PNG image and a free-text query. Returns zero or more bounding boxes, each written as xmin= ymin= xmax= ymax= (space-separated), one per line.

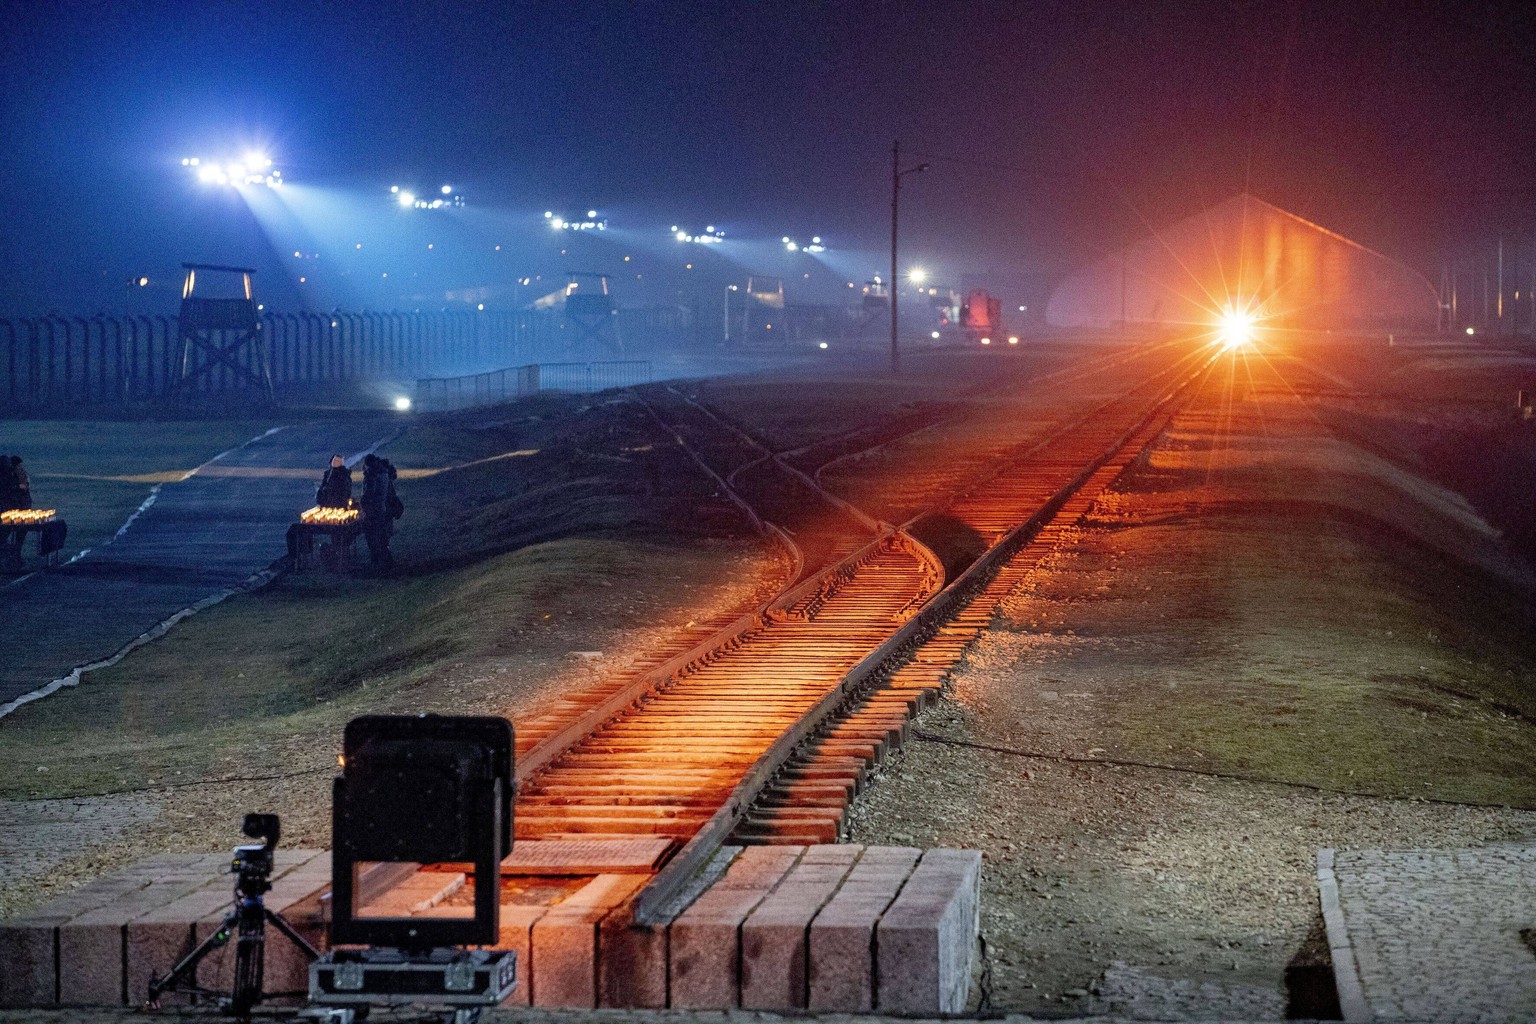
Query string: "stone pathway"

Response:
xmin=0 ymin=420 xmax=393 ymax=715
xmin=1327 ymin=844 xmax=1536 ymax=1023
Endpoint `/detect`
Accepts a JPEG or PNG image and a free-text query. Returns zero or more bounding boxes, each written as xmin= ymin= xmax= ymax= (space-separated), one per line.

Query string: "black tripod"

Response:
xmin=147 ymin=814 xmax=318 ymax=1018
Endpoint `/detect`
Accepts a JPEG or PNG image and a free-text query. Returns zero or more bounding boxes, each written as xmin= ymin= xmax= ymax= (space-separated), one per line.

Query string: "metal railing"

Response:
xmin=413 ymin=360 xmax=652 ymax=412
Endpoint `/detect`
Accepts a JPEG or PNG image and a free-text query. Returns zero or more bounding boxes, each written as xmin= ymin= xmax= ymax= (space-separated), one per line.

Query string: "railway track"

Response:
xmin=506 ymin=339 xmax=1219 ymax=921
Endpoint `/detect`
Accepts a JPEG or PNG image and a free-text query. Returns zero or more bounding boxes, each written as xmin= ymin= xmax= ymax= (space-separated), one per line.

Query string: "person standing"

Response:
xmin=315 ymin=454 xmax=352 ymax=508
xmin=360 ymin=454 xmax=396 ymax=569
xmin=10 ymin=456 xmax=31 ymax=509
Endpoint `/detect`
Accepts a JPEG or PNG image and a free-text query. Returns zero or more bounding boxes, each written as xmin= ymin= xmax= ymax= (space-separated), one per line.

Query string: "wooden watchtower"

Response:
xmin=169 ymin=263 xmax=273 ymax=403
xmin=564 ymin=272 xmax=624 ymax=354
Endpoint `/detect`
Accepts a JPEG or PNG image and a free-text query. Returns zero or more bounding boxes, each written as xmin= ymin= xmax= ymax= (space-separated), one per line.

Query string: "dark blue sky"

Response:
xmin=1 ymin=1 xmax=1531 ymax=315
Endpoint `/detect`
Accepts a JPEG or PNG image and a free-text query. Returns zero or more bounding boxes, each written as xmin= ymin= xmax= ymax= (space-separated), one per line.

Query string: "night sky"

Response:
xmin=1 ymin=1 xmax=1531 ymax=316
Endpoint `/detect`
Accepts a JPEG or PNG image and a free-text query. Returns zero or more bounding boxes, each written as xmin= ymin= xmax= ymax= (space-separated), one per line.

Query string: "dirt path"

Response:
xmin=847 ymin=342 xmax=1536 ymax=1016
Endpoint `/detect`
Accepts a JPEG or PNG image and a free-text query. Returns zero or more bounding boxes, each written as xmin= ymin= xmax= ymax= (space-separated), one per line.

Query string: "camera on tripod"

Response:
xmin=231 ymin=813 xmax=279 ymax=895
xmin=148 ymin=812 xmax=318 ymax=1018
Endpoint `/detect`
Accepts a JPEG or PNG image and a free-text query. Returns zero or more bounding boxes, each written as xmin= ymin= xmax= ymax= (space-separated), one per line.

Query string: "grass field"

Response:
xmin=1 ymin=420 xmax=277 ymax=560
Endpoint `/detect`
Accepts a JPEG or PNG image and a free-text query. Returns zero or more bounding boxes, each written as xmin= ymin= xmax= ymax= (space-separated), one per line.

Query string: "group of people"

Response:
xmin=310 ymin=451 xmax=405 ymax=568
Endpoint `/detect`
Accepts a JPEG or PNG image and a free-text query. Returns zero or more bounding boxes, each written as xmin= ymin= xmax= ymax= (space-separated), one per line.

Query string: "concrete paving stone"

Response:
xmin=668 ymin=847 xmax=804 ymax=1009
xmin=123 ymin=882 xmax=233 ymax=1007
xmin=57 ymin=879 xmax=211 ymax=1006
xmin=530 ymin=874 xmax=648 ymax=1008
xmin=707 ymin=847 xmax=803 ymax=891
xmin=739 ymin=852 xmax=860 ymax=1010
xmin=0 ymin=914 xmax=69 ymax=1008
xmin=808 ymin=847 xmax=921 ymax=1011
xmin=875 ymin=848 xmax=981 ymax=1014
xmin=1331 ymin=844 xmax=1536 ymax=1022
xmin=597 ymin=911 xmax=667 ymax=1010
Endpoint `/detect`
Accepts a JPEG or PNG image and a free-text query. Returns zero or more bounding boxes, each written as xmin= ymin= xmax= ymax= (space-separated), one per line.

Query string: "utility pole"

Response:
xmin=890 ymin=140 xmax=928 ymax=374
xmin=1497 ymin=236 xmax=1505 ymax=333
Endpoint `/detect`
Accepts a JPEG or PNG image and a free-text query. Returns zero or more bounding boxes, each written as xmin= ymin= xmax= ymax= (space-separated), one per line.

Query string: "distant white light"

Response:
xmin=909 ymin=268 xmax=927 ymax=285
xmin=818 ymin=341 xmax=828 ymax=350
xmin=1008 ymin=336 xmax=1019 ymax=345
xmin=674 ymin=225 xmax=724 ymax=245
xmin=785 ymin=241 xmax=799 ymax=252
xmin=980 ymin=337 xmax=992 ymax=345
xmin=441 ymin=184 xmax=453 ymax=194
xmin=1466 ymin=326 xmax=1475 ymax=335
xmin=548 ymin=212 xmax=605 ymax=232
xmin=390 ymin=185 xmax=400 ymax=193
xmin=812 ymin=236 xmax=821 ymax=245
xmin=931 ymin=331 xmax=940 ymax=339
xmin=393 ymin=396 xmax=412 ymax=411
xmin=477 ymin=303 xmax=485 ymax=311
xmin=397 ymin=190 xmax=415 ymax=207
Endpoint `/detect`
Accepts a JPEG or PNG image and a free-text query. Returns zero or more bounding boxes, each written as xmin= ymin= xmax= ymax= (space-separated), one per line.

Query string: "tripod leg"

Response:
xmin=146 ymin=907 xmax=237 ymax=1006
xmin=265 ymin=907 xmax=321 ymax=960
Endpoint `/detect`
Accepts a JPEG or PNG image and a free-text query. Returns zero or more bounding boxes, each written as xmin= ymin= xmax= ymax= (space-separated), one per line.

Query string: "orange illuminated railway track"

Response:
xmin=506 ymin=339 xmax=1219 ymax=919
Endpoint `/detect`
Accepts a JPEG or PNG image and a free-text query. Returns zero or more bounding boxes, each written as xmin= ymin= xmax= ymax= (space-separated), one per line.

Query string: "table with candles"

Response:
xmin=1 ymin=508 xmax=68 ymax=570
xmin=287 ymin=503 xmax=364 ymax=569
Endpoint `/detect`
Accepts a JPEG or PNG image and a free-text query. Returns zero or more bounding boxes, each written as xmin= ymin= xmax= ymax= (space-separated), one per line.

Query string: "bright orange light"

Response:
xmin=1217 ymin=309 xmax=1256 ymax=349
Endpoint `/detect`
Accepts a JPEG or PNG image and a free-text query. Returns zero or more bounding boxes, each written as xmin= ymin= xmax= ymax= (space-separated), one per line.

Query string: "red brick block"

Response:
xmin=739 ymin=845 xmax=861 ymax=1010
xmin=875 ymin=847 xmax=982 ymax=1014
xmin=808 ymin=846 xmax=920 ymax=1011
xmin=529 ymin=874 xmax=646 ymax=1007
xmin=669 ymin=846 xmax=801 ymax=1009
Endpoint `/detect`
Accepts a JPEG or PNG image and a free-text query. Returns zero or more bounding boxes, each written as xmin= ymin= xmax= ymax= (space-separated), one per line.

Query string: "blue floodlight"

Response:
xmin=184 ymin=152 xmax=282 ymax=188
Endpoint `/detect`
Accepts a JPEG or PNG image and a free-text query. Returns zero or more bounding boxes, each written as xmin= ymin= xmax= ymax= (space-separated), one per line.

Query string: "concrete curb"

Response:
xmin=1316 ymin=847 xmax=1369 ymax=1023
